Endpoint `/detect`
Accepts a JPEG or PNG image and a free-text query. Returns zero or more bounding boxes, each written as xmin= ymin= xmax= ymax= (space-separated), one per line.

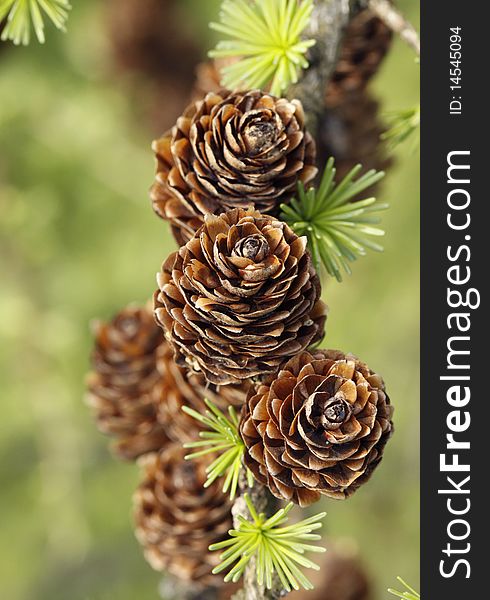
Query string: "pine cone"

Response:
xmin=86 ymin=305 xmax=168 ymax=460
xmin=150 ymin=90 xmax=317 ymax=245
xmin=192 ymin=59 xmax=237 ymax=101
xmin=240 ymin=350 xmax=393 ymax=506
xmin=153 ymin=341 xmax=203 ymax=443
xmin=188 ymin=371 xmax=251 ymax=410
xmin=317 ymin=90 xmax=392 ymax=185
xmin=289 ymin=541 xmax=372 ymax=600
xmin=134 ymin=444 xmax=233 ymax=587
xmin=326 ymin=9 xmax=393 ymax=107
xmin=154 ymin=207 xmax=327 ymax=386
xmin=154 ymin=341 xmax=249 ymax=442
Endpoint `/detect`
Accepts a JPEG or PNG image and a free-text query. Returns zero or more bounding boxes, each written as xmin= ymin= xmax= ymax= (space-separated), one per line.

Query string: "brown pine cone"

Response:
xmin=154 ymin=207 xmax=327 ymax=386
xmin=192 ymin=59 xmax=237 ymax=101
xmin=150 ymin=90 xmax=317 ymax=245
xmin=86 ymin=305 xmax=168 ymax=460
xmin=154 ymin=342 xmax=249 ymax=442
xmin=153 ymin=341 xmax=204 ymax=443
xmin=289 ymin=541 xmax=372 ymax=600
xmin=187 ymin=371 xmax=251 ymax=410
xmin=317 ymin=90 xmax=392 ymax=186
xmin=134 ymin=444 xmax=233 ymax=587
xmin=240 ymin=350 xmax=393 ymax=506
xmin=326 ymin=9 xmax=393 ymax=107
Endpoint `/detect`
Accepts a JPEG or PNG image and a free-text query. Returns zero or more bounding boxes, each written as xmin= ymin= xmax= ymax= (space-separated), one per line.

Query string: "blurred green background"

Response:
xmin=0 ymin=1 xmax=419 ymax=598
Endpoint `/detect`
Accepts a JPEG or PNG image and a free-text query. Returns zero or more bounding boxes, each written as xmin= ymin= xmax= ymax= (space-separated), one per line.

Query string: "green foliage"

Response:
xmin=388 ymin=577 xmax=420 ymax=599
xmin=210 ymin=494 xmax=326 ymax=591
xmin=0 ymin=0 xmax=70 ymax=45
xmin=382 ymin=104 xmax=420 ymax=151
xmin=183 ymin=399 xmax=252 ymax=500
xmin=209 ymin=0 xmax=315 ymax=96
xmin=281 ymin=158 xmax=388 ymax=282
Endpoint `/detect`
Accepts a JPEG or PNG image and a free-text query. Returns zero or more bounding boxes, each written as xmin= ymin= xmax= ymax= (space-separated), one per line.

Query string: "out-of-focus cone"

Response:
xmin=192 ymin=58 xmax=239 ymax=100
xmin=318 ymin=8 xmax=393 ymax=194
xmin=153 ymin=341 xmax=204 ymax=443
xmin=154 ymin=341 xmax=249 ymax=442
xmin=86 ymin=304 xmax=169 ymax=460
xmin=193 ymin=61 xmax=223 ymax=99
xmin=188 ymin=371 xmax=250 ymax=411
xmin=86 ymin=302 xmax=248 ymax=459
xmin=318 ymin=89 xmax=393 ymax=184
xmin=326 ymin=9 xmax=393 ymax=107
xmin=133 ymin=444 xmax=233 ymax=588
xmin=106 ymin=0 xmax=202 ymax=134
xmin=289 ymin=540 xmax=372 ymax=600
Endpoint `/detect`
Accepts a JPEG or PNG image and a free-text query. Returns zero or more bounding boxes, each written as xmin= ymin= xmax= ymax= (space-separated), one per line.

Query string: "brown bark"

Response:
xmin=289 ymin=0 xmax=356 ymax=133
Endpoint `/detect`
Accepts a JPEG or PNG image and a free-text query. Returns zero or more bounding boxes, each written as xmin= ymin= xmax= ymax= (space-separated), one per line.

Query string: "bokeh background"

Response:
xmin=0 ymin=1 xmax=419 ymax=598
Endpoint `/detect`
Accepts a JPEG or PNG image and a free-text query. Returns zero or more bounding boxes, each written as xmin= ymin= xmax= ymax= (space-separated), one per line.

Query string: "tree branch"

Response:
xmin=290 ymin=0 xmax=420 ymax=136
xmin=230 ymin=476 xmax=284 ymax=600
xmin=230 ymin=4 xmax=361 ymax=598
xmin=364 ymin=0 xmax=420 ymax=56
xmin=289 ymin=0 xmax=355 ymax=133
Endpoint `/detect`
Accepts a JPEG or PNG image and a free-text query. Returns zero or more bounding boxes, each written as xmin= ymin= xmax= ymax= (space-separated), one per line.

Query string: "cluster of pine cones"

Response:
xmin=87 ymin=4 xmax=395 ymax=596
